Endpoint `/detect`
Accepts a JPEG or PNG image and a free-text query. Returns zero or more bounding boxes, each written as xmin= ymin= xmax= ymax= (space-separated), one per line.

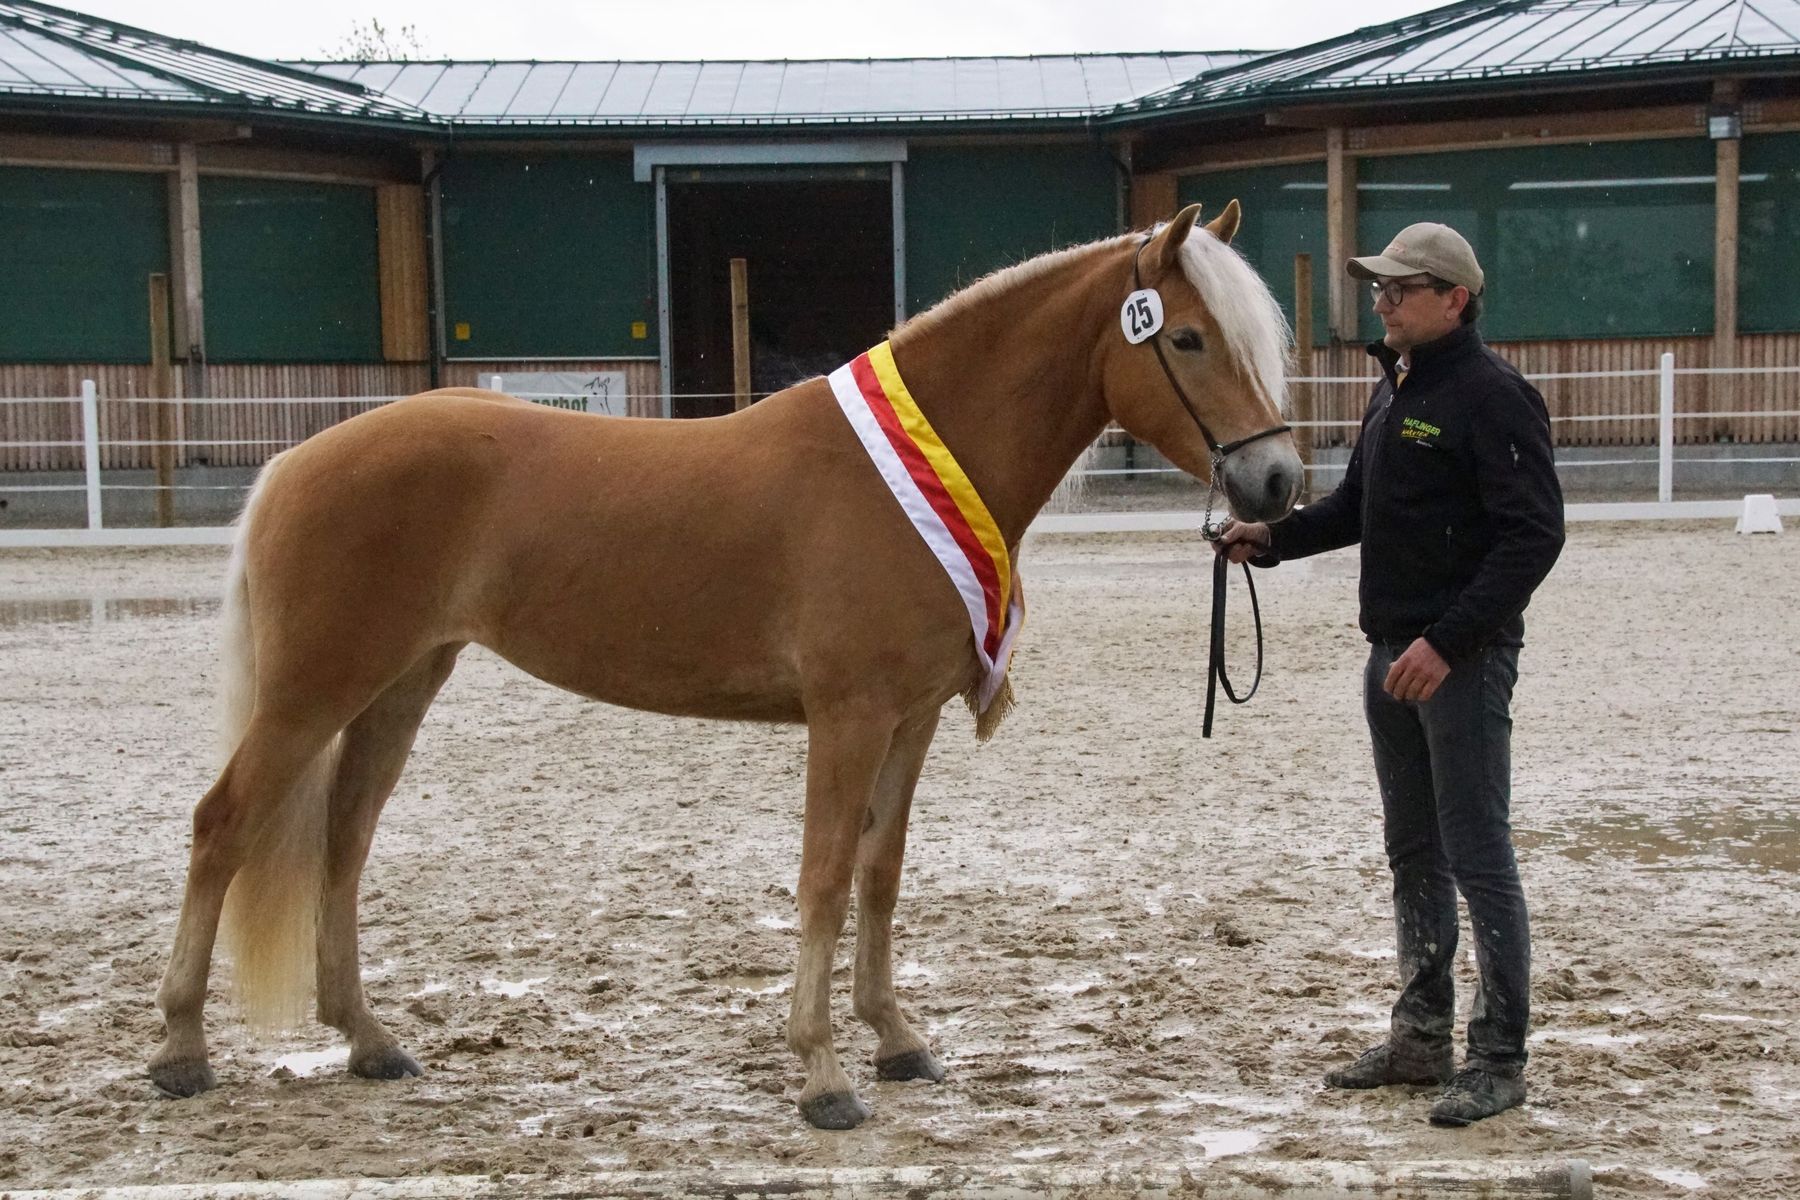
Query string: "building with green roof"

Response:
xmin=2 ymin=0 xmax=1797 ymax=455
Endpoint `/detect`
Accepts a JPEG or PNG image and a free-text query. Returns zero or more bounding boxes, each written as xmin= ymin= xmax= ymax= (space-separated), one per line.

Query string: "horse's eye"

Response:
xmin=1170 ymin=328 xmax=1204 ymax=353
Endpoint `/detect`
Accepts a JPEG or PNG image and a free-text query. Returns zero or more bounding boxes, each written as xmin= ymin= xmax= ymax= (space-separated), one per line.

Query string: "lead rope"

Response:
xmin=1200 ymin=470 xmax=1267 ymax=739
xmin=1126 ymin=234 xmax=1283 ymax=738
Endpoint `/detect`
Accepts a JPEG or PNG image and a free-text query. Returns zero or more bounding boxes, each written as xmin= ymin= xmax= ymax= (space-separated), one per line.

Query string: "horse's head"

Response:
xmin=1102 ymin=202 xmax=1303 ymax=525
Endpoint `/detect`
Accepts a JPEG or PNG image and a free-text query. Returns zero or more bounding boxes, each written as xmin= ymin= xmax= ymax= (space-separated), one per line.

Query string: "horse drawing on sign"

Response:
xmin=148 ymin=202 xmax=1302 ymax=1129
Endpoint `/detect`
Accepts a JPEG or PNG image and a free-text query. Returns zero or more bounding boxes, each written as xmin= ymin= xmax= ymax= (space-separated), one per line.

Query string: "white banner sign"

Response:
xmin=480 ymin=372 xmax=629 ymax=416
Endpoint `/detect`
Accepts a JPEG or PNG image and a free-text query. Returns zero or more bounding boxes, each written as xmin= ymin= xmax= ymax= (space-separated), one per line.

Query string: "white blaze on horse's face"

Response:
xmin=1106 ymin=202 xmax=1304 ymax=525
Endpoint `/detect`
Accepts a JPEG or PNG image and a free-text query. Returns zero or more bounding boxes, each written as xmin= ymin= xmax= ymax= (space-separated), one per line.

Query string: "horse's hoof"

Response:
xmin=799 ymin=1090 xmax=871 ymax=1130
xmin=349 ymin=1047 xmax=424 ymax=1081
xmin=148 ymin=1059 xmax=216 ymax=1099
xmin=875 ymin=1048 xmax=946 ymax=1083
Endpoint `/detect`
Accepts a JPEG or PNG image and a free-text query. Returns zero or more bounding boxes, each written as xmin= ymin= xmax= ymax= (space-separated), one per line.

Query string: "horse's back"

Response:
xmin=239 ymin=380 xmax=969 ymax=722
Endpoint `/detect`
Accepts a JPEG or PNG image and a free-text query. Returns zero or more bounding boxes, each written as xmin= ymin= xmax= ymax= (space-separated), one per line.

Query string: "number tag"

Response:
xmin=1120 ymin=289 xmax=1164 ymax=344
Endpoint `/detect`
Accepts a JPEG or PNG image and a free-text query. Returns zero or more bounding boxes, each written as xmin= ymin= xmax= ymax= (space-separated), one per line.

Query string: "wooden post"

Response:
xmin=730 ymin=257 xmax=752 ymax=411
xmin=1713 ymin=121 xmax=1740 ymax=439
xmin=1293 ymin=253 xmax=1316 ymax=503
xmin=148 ymin=273 xmax=176 ymax=527
xmin=1326 ymin=127 xmax=1358 ymax=342
xmin=1130 ymin=172 xmax=1179 ymax=229
xmin=167 ymin=144 xmax=206 ymax=400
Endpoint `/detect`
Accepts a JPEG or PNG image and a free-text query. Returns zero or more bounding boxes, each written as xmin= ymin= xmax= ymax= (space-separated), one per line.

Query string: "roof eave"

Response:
xmin=1103 ymin=53 xmax=1800 ymax=128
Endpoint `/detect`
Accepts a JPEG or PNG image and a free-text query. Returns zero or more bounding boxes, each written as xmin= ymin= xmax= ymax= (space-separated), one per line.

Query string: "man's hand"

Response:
xmin=1213 ymin=520 xmax=1271 ymax=564
xmin=1384 ymin=637 xmax=1451 ymax=702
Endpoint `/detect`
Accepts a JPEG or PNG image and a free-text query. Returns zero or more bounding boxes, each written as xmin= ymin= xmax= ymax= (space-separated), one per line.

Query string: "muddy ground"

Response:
xmin=0 ymin=522 xmax=1794 ymax=1196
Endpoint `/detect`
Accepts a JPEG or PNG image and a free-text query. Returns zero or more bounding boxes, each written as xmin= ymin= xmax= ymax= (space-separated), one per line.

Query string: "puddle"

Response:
xmin=1516 ymin=809 xmax=1800 ymax=873
xmin=0 ymin=595 xmax=217 ymax=628
xmin=1185 ymin=1128 xmax=1263 ymax=1158
xmin=1647 ymin=1167 xmax=1708 ymax=1190
xmin=271 ymin=1048 xmax=348 ymax=1077
xmin=1530 ymin=1029 xmax=1643 ymax=1047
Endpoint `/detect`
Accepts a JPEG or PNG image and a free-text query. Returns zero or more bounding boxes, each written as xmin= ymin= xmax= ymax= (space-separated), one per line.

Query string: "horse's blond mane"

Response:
xmin=898 ymin=226 xmax=1289 ymax=416
xmin=895 ymin=236 xmax=1134 ymax=339
xmin=1178 ymin=229 xmax=1293 ymax=414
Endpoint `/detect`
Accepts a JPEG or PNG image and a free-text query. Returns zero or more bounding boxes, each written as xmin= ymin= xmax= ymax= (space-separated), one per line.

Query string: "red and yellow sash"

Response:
xmin=827 ymin=341 xmax=1023 ymax=712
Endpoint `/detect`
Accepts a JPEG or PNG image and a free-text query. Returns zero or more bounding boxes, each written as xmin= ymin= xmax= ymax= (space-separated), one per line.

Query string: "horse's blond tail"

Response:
xmin=217 ymin=454 xmax=339 ymax=1032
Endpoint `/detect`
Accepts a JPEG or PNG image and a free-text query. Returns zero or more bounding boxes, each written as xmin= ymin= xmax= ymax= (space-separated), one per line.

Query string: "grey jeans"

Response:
xmin=1363 ymin=640 xmax=1529 ymax=1075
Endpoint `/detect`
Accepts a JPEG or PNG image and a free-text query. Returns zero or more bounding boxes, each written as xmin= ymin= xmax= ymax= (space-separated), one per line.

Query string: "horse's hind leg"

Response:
xmin=149 ymin=719 xmax=341 ymax=1097
xmin=853 ymin=712 xmax=945 ymax=1084
xmin=315 ymin=644 xmax=462 ymax=1080
xmin=788 ymin=710 xmax=894 ymax=1130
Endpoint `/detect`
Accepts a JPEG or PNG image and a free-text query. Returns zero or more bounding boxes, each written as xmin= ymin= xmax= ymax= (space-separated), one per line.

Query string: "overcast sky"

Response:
xmin=67 ymin=0 xmax=1444 ymax=62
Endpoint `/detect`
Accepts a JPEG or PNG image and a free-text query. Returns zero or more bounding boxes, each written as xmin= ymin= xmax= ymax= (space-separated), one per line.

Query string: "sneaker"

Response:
xmin=1429 ymin=1066 xmax=1527 ymax=1126
xmin=1323 ymin=1041 xmax=1454 ymax=1090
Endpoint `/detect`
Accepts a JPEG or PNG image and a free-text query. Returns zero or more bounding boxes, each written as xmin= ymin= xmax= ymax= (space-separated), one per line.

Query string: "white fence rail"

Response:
xmin=3 ymin=354 xmax=1797 ymax=547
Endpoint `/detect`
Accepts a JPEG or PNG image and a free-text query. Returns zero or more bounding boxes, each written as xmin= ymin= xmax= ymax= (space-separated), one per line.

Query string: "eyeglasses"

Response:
xmin=1370 ymin=280 xmax=1448 ymax=307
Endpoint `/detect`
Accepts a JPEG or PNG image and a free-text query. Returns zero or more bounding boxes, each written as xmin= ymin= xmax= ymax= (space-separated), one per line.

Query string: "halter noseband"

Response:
xmin=1132 ymin=235 xmax=1291 ymax=536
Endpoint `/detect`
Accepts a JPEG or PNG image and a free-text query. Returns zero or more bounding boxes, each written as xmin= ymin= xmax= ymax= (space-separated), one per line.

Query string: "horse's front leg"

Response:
xmin=853 ymin=712 xmax=944 ymax=1083
xmin=788 ymin=710 xmax=893 ymax=1130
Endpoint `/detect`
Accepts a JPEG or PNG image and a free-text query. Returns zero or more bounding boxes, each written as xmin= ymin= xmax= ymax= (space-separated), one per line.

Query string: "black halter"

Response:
xmin=1131 ymin=236 xmax=1292 ymax=493
xmin=1130 ymin=236 xmax=1282 ymax=738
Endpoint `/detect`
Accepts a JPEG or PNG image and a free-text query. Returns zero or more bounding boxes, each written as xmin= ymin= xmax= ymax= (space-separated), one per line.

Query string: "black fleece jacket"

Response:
xmin=1259 ymin=323 xmax=1565 ymax=663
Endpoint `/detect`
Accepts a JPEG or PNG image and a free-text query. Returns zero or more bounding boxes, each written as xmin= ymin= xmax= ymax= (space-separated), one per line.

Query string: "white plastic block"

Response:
xmin=1735 ymin=493 xmax=1784 ymax=535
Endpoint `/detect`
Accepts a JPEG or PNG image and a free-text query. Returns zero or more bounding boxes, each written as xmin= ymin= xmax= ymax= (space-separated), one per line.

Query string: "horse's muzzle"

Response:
xmin=1222 ymin=442 xmax=1305 ymax=524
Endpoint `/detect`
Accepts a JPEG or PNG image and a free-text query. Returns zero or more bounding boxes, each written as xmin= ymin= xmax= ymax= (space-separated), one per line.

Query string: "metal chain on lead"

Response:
xmin=1200 ymin=451 xmax=1227 ymax=542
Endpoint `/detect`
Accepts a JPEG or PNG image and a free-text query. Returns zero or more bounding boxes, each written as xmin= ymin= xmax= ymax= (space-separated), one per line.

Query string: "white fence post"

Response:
xmin=1657 ymin=352 xmax=1675 ymax=505
xmin=81 ymin=379 xmax=102 ymax=530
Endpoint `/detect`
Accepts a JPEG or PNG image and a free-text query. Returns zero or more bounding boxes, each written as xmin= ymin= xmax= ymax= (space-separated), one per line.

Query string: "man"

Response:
xmin=1217 ymin=223 xmax=1564 ymax=1126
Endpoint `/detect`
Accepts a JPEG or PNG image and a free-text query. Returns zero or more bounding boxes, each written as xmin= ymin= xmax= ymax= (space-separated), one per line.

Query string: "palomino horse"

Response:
xmin=148 ymin=202 xmax=1302 ymax=1129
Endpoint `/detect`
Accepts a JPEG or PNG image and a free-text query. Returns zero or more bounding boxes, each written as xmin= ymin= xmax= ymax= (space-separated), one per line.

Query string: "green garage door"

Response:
xmin=904 ymin=143 xmax=1119 ymax=316
xmin=201 ymin=176 xmax=382 ymax=362
xmin=1740 ymin=132 xmax=1800 ymax=335
xmin=1356 ymin=140 xmax=1715 ymax=343
xmin=0 ymin=167 xmax=169 ymax=363
xmin=439 ymin=153 xmax=657 ymax=359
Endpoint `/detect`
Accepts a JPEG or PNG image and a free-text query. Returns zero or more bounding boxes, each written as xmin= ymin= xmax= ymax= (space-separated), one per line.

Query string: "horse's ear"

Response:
xmin=1205 ymin=198 xmax=1242 ymax=246
xmin=1152 ymin=204 xmax=1204 ymax=275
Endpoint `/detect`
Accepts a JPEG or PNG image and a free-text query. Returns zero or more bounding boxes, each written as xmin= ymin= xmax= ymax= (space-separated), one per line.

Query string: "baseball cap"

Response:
xmin=1347 ymin=222 xmax=1485 ymax=295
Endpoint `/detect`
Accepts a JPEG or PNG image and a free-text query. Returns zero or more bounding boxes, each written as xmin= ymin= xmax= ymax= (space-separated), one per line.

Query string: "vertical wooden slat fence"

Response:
xmin=3 ymin=342 xmax=1795 ymax=480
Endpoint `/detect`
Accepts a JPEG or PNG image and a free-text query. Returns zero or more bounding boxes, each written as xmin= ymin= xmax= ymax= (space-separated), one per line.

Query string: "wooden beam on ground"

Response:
xmin=0 ymin=1159 xmax=1597 ymax=1200
xmin=730 ymin=258 xmax=752 ymax=411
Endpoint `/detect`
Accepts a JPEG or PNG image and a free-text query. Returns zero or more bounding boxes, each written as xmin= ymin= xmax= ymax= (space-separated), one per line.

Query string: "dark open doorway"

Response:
xmin=666 ymin=172 xmax=894 ymax=418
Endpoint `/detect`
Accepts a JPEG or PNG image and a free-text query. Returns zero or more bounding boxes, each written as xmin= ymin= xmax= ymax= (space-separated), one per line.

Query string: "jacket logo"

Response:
xmin=1400 ymin=416 xmax=1442 ymax=442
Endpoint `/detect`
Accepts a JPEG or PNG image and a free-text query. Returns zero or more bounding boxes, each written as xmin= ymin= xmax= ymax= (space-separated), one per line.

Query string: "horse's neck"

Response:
xmin=890 ymin=242 xmax=1124 ymax=545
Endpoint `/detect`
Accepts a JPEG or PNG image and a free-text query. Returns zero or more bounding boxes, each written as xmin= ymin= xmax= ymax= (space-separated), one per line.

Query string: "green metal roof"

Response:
xmin=0 ymin=0 xmax=428 ymax=122
xmin=1121 ymin=0 xmax=1800 ymax=118
xmin=4 ymin=0 xmax=1799 ymax=136
xmin=293 ymin=54 xmax=1254 ymax=128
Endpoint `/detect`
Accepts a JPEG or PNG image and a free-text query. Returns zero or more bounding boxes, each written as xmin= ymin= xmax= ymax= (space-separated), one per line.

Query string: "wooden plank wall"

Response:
xmin=6 ymin=338 xmax=1795 ymax=474
xmin=377 ymin=184 xmax=431 ymax=362
xmin=1301 ymin=334 xmax=1800 ymax=449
